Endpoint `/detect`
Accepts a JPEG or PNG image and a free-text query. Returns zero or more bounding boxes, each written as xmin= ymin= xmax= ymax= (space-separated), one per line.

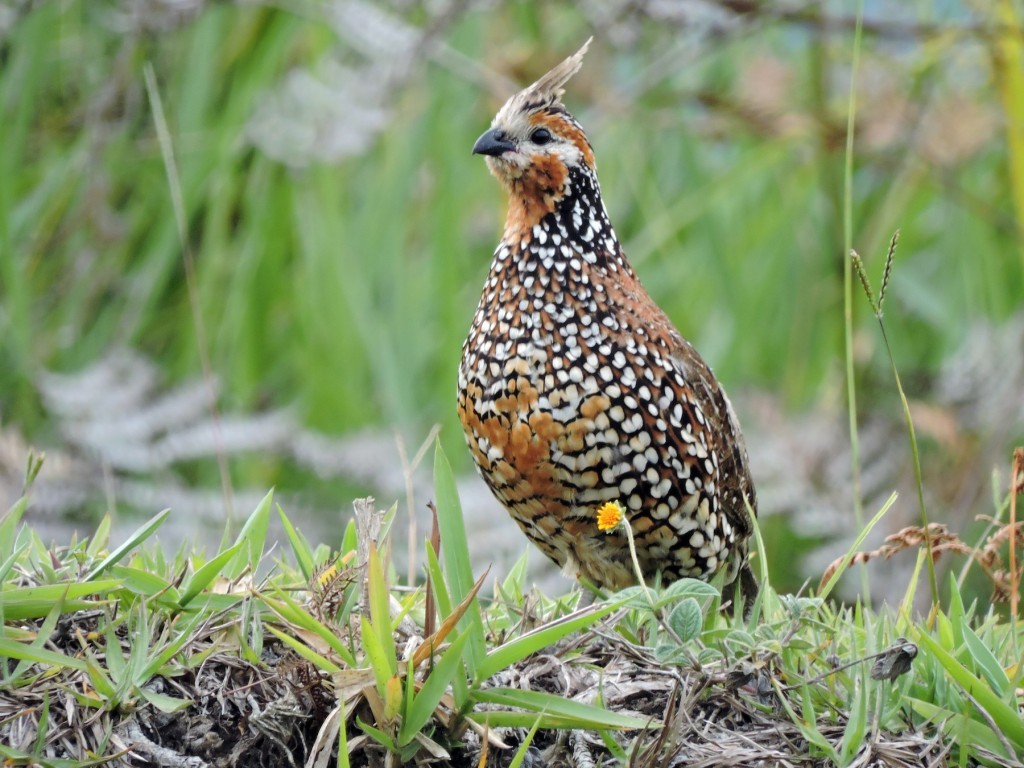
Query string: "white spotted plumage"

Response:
xmin=457 ymin=41 xmax=757 ymax=603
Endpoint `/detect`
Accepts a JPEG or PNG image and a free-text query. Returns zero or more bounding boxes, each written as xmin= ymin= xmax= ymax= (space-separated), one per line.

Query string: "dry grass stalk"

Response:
xmin=821 ymin=503 xmax=1024 ymax=605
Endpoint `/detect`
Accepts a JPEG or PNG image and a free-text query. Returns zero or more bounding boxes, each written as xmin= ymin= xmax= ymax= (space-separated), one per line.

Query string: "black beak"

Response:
xmin=472 ymin=128 xmax=516 ymax=157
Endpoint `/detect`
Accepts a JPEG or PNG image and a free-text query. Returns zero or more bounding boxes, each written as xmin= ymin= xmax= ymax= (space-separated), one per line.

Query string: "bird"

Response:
xmin=457 ymin=39 xmax=757 ymax=604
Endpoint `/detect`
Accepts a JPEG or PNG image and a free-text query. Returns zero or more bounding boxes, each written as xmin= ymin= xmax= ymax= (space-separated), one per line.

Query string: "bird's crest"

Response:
xmin=495 ymin=38 xmax=592 ymax=123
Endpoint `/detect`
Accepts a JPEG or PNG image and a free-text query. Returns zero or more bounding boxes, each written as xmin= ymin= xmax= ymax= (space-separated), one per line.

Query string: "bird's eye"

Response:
xmin=531 ymin=128 xmax=553 ymax=145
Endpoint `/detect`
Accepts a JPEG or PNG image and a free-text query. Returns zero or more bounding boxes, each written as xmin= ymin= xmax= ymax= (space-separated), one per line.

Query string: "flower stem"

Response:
xmin=621 ymin=517 xmax=654 ymax=607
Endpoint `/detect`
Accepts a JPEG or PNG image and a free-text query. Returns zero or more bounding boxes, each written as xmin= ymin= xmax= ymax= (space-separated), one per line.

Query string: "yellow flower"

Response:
xmin=596 ymin=501 xmax=625 ymax=533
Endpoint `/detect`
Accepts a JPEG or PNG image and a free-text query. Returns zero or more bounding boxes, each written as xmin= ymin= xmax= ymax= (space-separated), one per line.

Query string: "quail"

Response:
xmin=458 ymin=39 xmax=757 ymax=602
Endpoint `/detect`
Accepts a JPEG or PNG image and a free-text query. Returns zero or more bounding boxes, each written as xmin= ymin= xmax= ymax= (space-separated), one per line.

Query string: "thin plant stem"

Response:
xmin=143 ymin=63 xmax=236 ymax=528
xmin=876 ymin=320 xmax=938 ymax=607
xmin=621 ymin=518 xmax=655 ymax=608
xmin=852 ymin=237 xmax=938 ymax=608
xmin=843 ymin=0 xmax=870 ymax=602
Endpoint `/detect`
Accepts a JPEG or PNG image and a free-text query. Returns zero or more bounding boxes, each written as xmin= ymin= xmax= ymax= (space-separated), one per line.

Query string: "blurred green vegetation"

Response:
xmin=1 ymin=2 xmax=1021 ymax=518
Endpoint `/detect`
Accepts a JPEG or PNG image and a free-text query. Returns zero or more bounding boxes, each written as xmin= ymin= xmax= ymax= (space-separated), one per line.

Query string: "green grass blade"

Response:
xmin=423 ymin=540 xmax=469 ymax=709
xmin=178 ymin=541 xmax=245 ymax=607
xmin=108 ymin=566 xmax=178 ymax=601
xmin=360 ymin=615 xmax=395 ymax=695
xmin=908 ymin=698 xmax=1014 ymax=761
xmin=0 ymin=538 xmax=28 ymax=596
xmin=0 ymin=581 xmax=120 ymax=621
xmin=139 ymin=687 xmax=193 ymax=713
xmin=225 ymin=489 xmax=273 ymax=579
xmin=471 ymin=688 xmax=654 ymax=730
xmin=103 ymin=620 xmax=126 ymax=685
xmin=85 ymin=514 xmax=112 ymax=561
xmin=399 ymin=630 xmax=470 ymax=744
xmin=839 ymin=667 xmax=868 ymax=764
xmin=367 ymin=543 xmax=398 ymax=676
xmin=279 ymin=505 xmax=315 ymax=581
xmin=913 ymin=627 xmax=1024 ymax=752
xmin=424 ymin=542 xmax=453 ymax=618
xmin=0 ymin=637 xmax=88 ymax=672
xmin=817 ymin=493 xmax=896 ymax=601
xmin=356 ymin=718 xmax=398 ymax=752
xmin=337 ymin=701 xmax=351 ymax=768
xmin=83 ymin=509 xmax=170 ymax=581
xmin=432 ymin=440 xmax=486 ymax=678
xmin=261 ymin=587 xmax=358 ymax=667
xmin=139 ymin=606 xmax=209 ymax=683
xmin=265 ymin=625 xmax=343 ymax=675
xmin=477 ymin=602 xmax=620 ymax=681
xmin=960 ymin=624 xmax=1011 ymax=697
xmin=3 ymin=597 xmax=64 ymax=685
xmin=0 ymin=495 xmax=28 ymax=561
xmin=508 ymin=715 xmax=544 ymax=768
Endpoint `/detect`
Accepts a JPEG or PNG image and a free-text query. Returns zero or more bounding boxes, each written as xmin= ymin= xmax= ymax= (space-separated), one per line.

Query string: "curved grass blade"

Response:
xmin=84 ymin=509 xmax=170 ymax=581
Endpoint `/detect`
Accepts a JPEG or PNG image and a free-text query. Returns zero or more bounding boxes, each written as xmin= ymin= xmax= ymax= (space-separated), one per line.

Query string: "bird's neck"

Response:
xmin=501 ymin=165 xmax=632 ymax=276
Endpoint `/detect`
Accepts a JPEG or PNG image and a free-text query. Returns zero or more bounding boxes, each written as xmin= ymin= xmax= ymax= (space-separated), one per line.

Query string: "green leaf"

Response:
xmin=960 ymin=624 xmax=1011 ymax=697
xmin=260 ymin=588 xmax=357 ymax=667
xmin=616 ymin=585 xmax=655 ymax=610
xmin=0 ymin=580 xmax=120 ymax=620
xmin=667 ymin=597 xmax=702 ymax=643
xmin=336 ymin=702 xmax=351 ymax=768
xmin=913 ymin=627 xmax=1024 ymax=752
xmin=225 ymin=489 xmax=273 ymax=579
xmin=85 ymin=514 xmax=112 ymax=561
xmin=108 ymin=566 xmax=179 ymax=601
xmin=367 ymin=543 xmax=397 ymax=677
xmin=378 ymin=501 xmax=400 ymax=549
xmin=0 ymin=495 xmax=27 ymax=560
xmin=138 ymin=606 xmax=209 ymax=684
xmin=0 ymin=740 xmax=122 ymax=767
xmin=424 ymin=541 xmax=469 ymax=710
xmin=0 ymin=637 xmax=89 ymax=672
xmin=341 ymin=518 xmax=358 ymax=555
xmin=399 ymin=631 xmax=470 ymax=745
xmin=357 ymin=717 xmax=398 ymax=752
xmin=83 ymin=509 xmax=170 ymax=581
xmin=909 ymin=698 xmax=1013 ymax=761
xmin=661 ymin=578 xmax=719 ymax=604
xmin=126 ymin=598 xmax=151 ymax=691
xmin=424 ymin=542 xmax=453 ymax=618
xmin=84 ymin=655 xmax=118 ymax=701
xmin=652 ymin=644 xmax=690 ymax=664
xmin=178 ymin=541 xmax=244 ymax=607
xmin=471 ymin=688 xmax=654 ymax=730
xmin=0 ymin=539 xmax=29 ymax=593
xmin=500 ymin=550 xmax=530 ymax=603
xmin=432 ymin=441 xmax=486 ymax=678
xmin=478 ymin=601 xmax=621 ymax=681
xmin=744 ymin=499 xmax=768 ymax=625
xmin=945 ymin=571 xmax=966 ymax=647
xmin=35 ymin=694 xmax=50 ymax=755
xmin=361 ymin=615 xmax=395 ymax=694
xmin=139 ymin=687 xmax=193 ymax=713
xmin=817 ymin=494 xmax=896 ymax=601
xmin=838 ymin=665 xmax=867 ymax=764
xmin=265 ymin=625 xmax=343 ymax=675
xmin=279 ymin=506 xmax=314 ymax=581
xmin=509 ymin=715 xmax=544 ymax=768
xmin=104 ymin=621 xmax=126 ymax=684
xmin=4 ymin=596 xmax=64 ymax=684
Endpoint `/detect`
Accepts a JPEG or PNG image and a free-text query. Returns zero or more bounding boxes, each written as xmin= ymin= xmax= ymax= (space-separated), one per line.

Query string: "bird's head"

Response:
xmin=473 ymin=38 xmax=596 ymax=209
